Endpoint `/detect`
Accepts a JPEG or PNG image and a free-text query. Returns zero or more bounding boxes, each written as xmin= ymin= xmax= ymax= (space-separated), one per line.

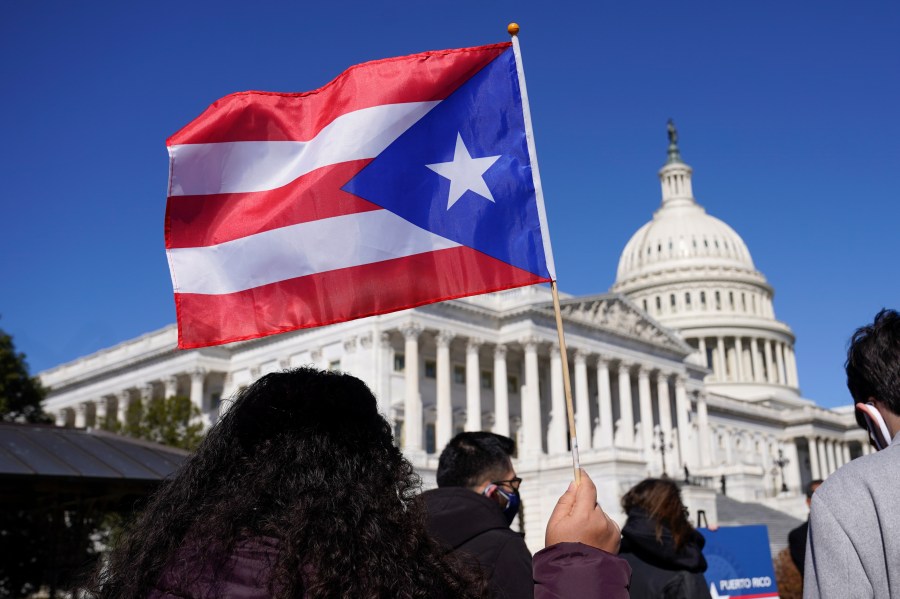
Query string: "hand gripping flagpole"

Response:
xmin=509 ymin=23 xmax=582 ymax=486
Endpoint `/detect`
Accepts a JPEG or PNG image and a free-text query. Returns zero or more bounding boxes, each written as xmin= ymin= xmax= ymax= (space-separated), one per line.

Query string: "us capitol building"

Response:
xmin=40 ymin=126 xmax=866 ymax=551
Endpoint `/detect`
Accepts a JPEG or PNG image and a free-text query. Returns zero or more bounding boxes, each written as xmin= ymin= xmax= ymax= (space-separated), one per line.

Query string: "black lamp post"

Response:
xmin=774 ymin=448 xmax=790 ymax=493
xmin=652 ymin=428 xmax=673 ymax=477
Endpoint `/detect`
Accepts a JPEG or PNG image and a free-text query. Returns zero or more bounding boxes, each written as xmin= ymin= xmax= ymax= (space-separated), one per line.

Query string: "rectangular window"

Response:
xmin=393 ymin=354 xmax=405 ymax=372
xmin=685 ymin=293 xmax=692 ymax=309
xmin=424 ymin=360 xmax=436 ymax=379
xmin=480 ymin=370 xmax=493 ymax=390
xmin=453 ymin=365 xmax=466 ymax=384
xmin=425 ymin=423 xmax=436 ymax=454
xmin=328 ymin=359 xmax=341 ymax=371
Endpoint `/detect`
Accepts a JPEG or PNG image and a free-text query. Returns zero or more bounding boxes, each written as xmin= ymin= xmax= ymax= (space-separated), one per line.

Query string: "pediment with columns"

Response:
xmin=534 ymin=293 xmax=691 ymax=354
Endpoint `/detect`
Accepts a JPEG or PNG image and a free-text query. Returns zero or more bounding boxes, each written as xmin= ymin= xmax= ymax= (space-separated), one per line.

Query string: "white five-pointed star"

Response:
xmin=426 ymin=133 xmax=501 ymax=210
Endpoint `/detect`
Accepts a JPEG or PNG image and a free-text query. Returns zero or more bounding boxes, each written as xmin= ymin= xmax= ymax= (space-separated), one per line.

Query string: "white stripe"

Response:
xmin=167 ymin=210 xmax=460 ymax=295
xmin=511 ymin=35 xmax=557 ymax=281
xmin=168 ymin=101 xmax=438 ymax=197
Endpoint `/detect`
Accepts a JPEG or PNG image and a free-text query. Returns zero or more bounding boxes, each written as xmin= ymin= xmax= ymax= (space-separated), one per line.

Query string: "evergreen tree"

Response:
xmin=0 ymin=326 xmax=50 ymax=423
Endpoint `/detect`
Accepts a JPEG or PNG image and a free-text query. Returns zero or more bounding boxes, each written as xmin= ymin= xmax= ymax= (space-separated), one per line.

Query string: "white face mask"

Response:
xmin=856 ymin=402 xmax=891 ymax=451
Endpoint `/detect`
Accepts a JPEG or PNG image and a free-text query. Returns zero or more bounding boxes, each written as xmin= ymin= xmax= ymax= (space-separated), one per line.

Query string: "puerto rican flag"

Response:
xmin=166 ymin=42 xmax=556 ymax=349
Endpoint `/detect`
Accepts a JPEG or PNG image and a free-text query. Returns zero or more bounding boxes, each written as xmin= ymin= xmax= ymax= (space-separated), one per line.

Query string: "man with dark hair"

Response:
xmin=805 ymin=309 xmax=900 ymax=598
xmin=423 ymin=432 xmax=533 ymax=598
xmin=787 ymin=478 xmax=822 ymax=577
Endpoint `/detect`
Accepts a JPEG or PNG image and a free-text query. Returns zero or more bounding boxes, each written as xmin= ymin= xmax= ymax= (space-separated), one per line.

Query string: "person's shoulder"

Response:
xmin=814 ymin=446 xmax=900 ymax=507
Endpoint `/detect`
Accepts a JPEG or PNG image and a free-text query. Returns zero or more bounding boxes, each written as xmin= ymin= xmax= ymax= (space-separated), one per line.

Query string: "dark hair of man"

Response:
xmin=806 ymin=479 xmax=824 ymax=499
xmin=846 ymin=309 xmax=900 ymax=426
xmin=622 ymin=478 xmax=695 ymax=550
xmin=90 ymin=368 xmax=487 ymax=599
xmin=436 ymin=432 xmax=516 ymax=489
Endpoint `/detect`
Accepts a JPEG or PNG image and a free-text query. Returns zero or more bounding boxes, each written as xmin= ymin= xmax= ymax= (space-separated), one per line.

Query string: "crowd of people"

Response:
xmin=87 ymin=308 xmax=899 ymax=598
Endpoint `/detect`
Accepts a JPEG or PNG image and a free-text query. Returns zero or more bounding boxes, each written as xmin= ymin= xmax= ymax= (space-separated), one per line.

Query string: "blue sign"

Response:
xmin=698 ymin=525 xmax=779 ymax=599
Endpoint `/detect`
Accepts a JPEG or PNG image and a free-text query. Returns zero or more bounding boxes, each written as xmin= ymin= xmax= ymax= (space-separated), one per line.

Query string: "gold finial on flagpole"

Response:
xmin=507 ymin=22 xmax=520 ymax=36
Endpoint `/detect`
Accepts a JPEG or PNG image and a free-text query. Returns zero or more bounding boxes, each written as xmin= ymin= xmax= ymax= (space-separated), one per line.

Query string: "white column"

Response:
xmin=190 ymin=368 xmax=206 ymax=415
xmin=435 ymin=330 xmax=454 ymax=453
xmin=465 ymin=338 xmax=482 ymax=432
xmin=807 ymin=436 xmax=821 ymax=479
xmin=657 ymin=371 xmax=673 ymax=474
xmin=493 ymin=345 xmax=510 ymax=436
xmin=617 ymin=362 xmax=634 ymax=447
xmin=140 ymin=383 xmax=153 ymax=403
xmin=521 ymin=338 xmax=542 ymax=457
xmin=734 ymin=337 xmax=745 ymax=382
xmin=74 ymin=402 xmax=88 ymax=428
xmin=784 ymin=440 xmax=802 ymax=491
xmin=674 ymin=376 xmax=691 ymax=467
xmin=547 ymin=344 xmax=567 ymax=454
xmin=827 ymin=439 xmax=838 ymax=474
xmin=637 ymin=366 xmax=653 ymax=458
xmin=55 ymin=411 xmax=67 ymax=427
xmin=717 ymin=337 xmax=728 ymax=381
xmin=764 ymin=340 xmax=776 ymax=383
xmin=775 ymin=342 xmax=787 ymax=385
xmin=95 ymin=398 xmax=109 ymax=429
xmin=751 ymin=338 xmax=763 ymax=382
xmin=574 ymin=350 xmax=592 ymax=451
xmin=697 ymin=393 xmax=711 ymax=466
xmin=402 ymin=322 xmax=424 ymax=453
xmin=818 ymin=437 xmax=830 ymax=476
xmin=163 ymin=375 xmax=178 ymax=398
xmin=788 ymin=345 xmax=800 ymax=388
xmin=378 ymin=332 xmax=393 ymax=418
xmin=698 ymin=337 xmax=708 ymax=369
xmin=595 ymin=356 xmax=613 ymax=449
xmin=833 ymin=441 xmax=844 ymax=468
xmin=116 ymin=390 xmax=131 ymax=426
xmin=842 ymin=442 xmax=851 ymax=465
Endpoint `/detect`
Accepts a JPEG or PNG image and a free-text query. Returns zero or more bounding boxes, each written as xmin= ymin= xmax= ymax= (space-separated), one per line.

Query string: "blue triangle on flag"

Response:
xmin=342 ymin=48 xmax=551 ymax=280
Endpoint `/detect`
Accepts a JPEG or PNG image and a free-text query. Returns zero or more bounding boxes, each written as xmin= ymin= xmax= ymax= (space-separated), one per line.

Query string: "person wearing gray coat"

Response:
xmin=805 ymin=309 xmax=900 ymax=599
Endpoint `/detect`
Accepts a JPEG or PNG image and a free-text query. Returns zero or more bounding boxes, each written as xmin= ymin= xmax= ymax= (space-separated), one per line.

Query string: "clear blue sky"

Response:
xmin=2 ymin=1 xmax=897 ymax=409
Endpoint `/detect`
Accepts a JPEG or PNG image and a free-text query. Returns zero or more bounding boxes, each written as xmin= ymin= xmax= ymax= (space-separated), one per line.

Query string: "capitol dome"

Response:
xmin=611 ymin=122 xmax=801 ymax=403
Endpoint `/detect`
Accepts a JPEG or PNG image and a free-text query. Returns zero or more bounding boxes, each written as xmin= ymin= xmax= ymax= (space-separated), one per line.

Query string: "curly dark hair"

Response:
xmin=90 ymin=367 xmax=488 ymax=598
xmin=622 ymin=478 xmax=694 ymax=550
xmin=846 ymin=308 xmax=900 ymax=423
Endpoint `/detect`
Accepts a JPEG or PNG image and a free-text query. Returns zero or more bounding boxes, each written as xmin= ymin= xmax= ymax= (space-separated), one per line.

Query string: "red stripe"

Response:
xmin=165 ymin=160 xmax=378 ymax=248
xmin=174 ymin=246 xmax=549 ymax=349
xmin=729 ymin=593 xmax=779 ymax=598
xmin=167 ymin=43 xmax=510 ymax=145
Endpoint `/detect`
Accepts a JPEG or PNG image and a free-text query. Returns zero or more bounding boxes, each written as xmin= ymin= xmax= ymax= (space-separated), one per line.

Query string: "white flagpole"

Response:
xmin=509 ymin=23 xmax=581 ymax=485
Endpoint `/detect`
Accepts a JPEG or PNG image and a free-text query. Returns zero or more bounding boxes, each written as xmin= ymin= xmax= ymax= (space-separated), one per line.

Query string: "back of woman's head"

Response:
xmin=95 ymin=368 xmax=486 ymax=599
xmin=622 ymin=478 xmax=693 ymax=549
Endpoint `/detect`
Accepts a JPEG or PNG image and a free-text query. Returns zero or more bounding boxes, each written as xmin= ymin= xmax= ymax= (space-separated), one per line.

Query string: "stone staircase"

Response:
xmin=715 ymin=493 xmax=804 ymax=557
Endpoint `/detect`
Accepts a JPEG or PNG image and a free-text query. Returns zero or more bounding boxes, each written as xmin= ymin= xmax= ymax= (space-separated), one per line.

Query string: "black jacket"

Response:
xmin=619 ymin=509 xmax=711 ymax=599
xmin=423 ymin=487 xmax=533 ymax=599
xmin=788 ymin=520 xmax=809 ymax=576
